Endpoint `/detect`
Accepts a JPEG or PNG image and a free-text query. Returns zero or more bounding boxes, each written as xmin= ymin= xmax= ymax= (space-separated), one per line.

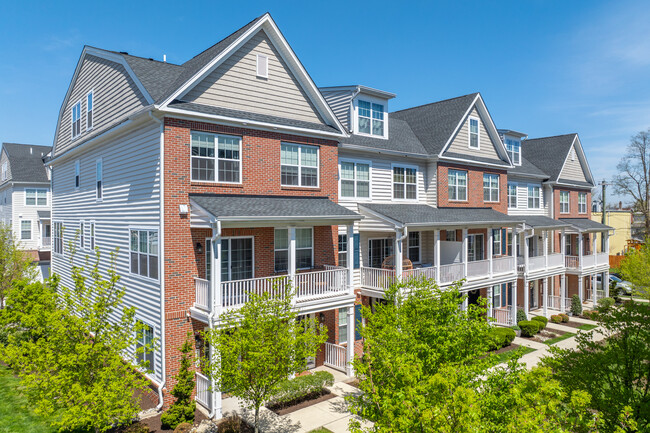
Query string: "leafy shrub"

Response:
xmin=487 ymin=327 xmax=516 ymax=351
xmin=550 ymin=315 xmax=563 ymax=324
xmin=121 ymin=423 xmax=150 ymax=433
xmin=219 ymin=414 xmax=251 ymax=433
xmin=267 ymin=370 xmax=334 ymax=408
xmin=518 ymin=320 xmax=540 ymax=337
xmin=0 ymin=327 xmax=7 ymax=347
xmin=173 ymin=422 xmax=192 ymax=433
xmin=560 ymin=313 xmax=569 ymax=323
xmin=516 ymin=308 xmax=527 ymax=324
xmin=161 ymin=334 xmax=196 ymax=430
xmin=531 ymin=316 xmax=548 ymax=329
xmin=597 ymin=297 xmax=615 ymax=313
xmin=583 ymin=310 xmax=599 ymax=320
xmin=571 ymin=294 xmax=582 ymax=316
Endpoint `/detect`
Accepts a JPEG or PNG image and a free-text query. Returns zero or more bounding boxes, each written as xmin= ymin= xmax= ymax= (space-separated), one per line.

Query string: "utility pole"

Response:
xmin=601 ymin=180 xmax=607 ymax=224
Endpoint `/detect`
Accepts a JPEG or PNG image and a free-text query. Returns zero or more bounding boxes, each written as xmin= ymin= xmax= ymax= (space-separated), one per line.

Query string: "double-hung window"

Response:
xmin=468 ymin=234 xmax=484 ymax=261
xmin=338 ymin=308 xmax=348 ymax=344
xmin=408 ymin=231 xmax=420 ymax=263
xmin=20 ymin=220 xmax=31 ymax=240
xmin=80 ymin=221 xmax=85 ymax=249
xmin=191 ymin=132 xmax=241 ymax=183
xmin=527 ymin=185 xmax=541 ymax=208
xmin=505 ymin=138 xmax=521 ymax=165
xmin=25 ymin=189 xmax=47 ymax=206
xmin=53 ymin=222 xmax=63 ymax=255
xmin=492 ymin=229 xmax=502 ymax=256
xmin=89 ymin=222 xmax=95 ymax=250
xmin=96 ymin=159 xmax=103 ymax=201
xmin=469 ymin=117 xmax=480 ymax=148
xmin=560 ymin=191 xmax=570 ymax=213
xmin=338 ymin=234 xmax=347 ymax=266
xmin=86 ymin=91 xmax=93 ymax=130
xmin=578 ymin=193 xmax=587 ymax=214
xmin=130 ymin=229 xmax=158 ymax=280
xmin=448 ymin=169 xmax=467 ymax=201
xmin=75 ymin=161 xmax=80 ymax=189
xmin=483 ymin=174 xmax=499 ymax=202
xmin=274 ymin=228 xmax=313 ymax=272
xmin=72 ymin=101 xmax=82 ymax=138
xmin=281 ymin=143 xmax=318 ymax=187
xmin=493 ymin=285 xmax=502 ymax=308
xmin=340 ymin=161 xmax=370 ymax=198
xmin=358 ymin=100 xmax=384 ymax=136
xmin=392 ymin=166 xmax=417 ymax=200
xmin=445 ymin=230 xmax=457 ymax=242
xmin=135 ymin=321 xmax=154 ymax=372
xmin=508 ymin=183 xmax=517 ymax=208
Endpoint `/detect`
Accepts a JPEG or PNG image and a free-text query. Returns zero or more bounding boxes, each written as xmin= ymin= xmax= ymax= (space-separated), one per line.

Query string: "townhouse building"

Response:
xmin=0 ymin=143 xmax=52 ymax=280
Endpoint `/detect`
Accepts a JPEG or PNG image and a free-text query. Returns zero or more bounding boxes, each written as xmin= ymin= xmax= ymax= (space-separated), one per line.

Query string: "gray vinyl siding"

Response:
xmin=0 ymin=187 xmax=12 ymax=226
xmin=51 ymin=121 xmax=162 ymax=382
xmin=321 ymin=90 xmax=352 ymax=130
xmin=445 ymin=107 xmax=501 ymax=160
xmin=0 ymin=150 xmax=12 ymax=182
xmin=506 ymin=177 xmax=548 ymax=216
xmin=184 ymin=30 xmax=325 ymax=125
xmin=560 ymin=145 xmax=588 ymax=183
xmin=54 ymin=55 xmax=149 ymax=157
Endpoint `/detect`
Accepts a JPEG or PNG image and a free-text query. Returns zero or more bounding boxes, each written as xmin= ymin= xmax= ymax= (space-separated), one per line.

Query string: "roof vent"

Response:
xmin=119 ymin=51 xmax=129 ymax=55
xmin=163 ymin=54 xmax=167 ymax=63
xmin=30 ymin=147 xmax=32 ymax=155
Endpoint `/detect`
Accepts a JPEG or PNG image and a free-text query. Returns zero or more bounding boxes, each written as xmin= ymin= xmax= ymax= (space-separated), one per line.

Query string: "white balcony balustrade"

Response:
xmin=492 ymin=306 xmax=514 ymax=326
xmin=467 ymin=259 xmax=489 ymax=278
xmin=493 ymin=256 xmax=514 ymax=275
xmin=597 ymin=252 xmax=609 ymax=266
xmin=403 ymin=266 xmax=437 ymax=281
xmin=547 ymin=253 xmax=564 ymax=268
xmin=582 ymin=254 xmax=595 ymax=268
xmin=195 ymin=372 xmax=212 ymax=410
xmin=195 ymin=278 xmax=211 ymax=311
xmin=360 ymin=267 xmax=397 ymax=291
xmin=439 ymin=263 xmax=465 ymax=284
xmin=323 ymin=342 xmax=347 ymax=373
xmin=565 ymin=255 xmax=579 ymax=269
xmin=294 ymin=268 xmax=348 ymax=301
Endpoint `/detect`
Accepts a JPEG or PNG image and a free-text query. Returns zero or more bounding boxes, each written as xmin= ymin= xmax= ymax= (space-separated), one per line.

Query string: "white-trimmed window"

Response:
xmin=96 ymin=158 xmax=103 ymax=201
xmin=493 ymin=285 xmax=501 ymax=307
xmin=468 ymin=234 xmax=484 ymax=261
xmin=25 ymin=188 xmax=47 ymax=206
xmin=75 ymin=160 xmax=80 ymax=189
xmin=20 ymin=220 xmax=31 ymax=240
xmin=274 ymin=228 xmax=313 ymax=272
xmin=527 ymin=185 xmax=541 ymax=209
xmin=256 ymin=54 xmax=268 ymax=78
xmin=483 ymin=174 xmax=499 ymax=202
xmin=191 ymin=132 xmax=241 ymax=183
xmin=448 ymin=169 xmax=468 ymax=201
xmin=446 ymin=230 xmax=457 ymax=242
xmin=338 ymin=308 xmax=348 ymax=344
xmin=130 ymin=229 xmax=159 ymax=280
xmin=578 ymin=193 xmax=587 ymax=214
xmin=393 ymin=165 xmax=417 ymax=200
xmin=408 ymin=231 xmax=420 ymax=263
xmin=505 ymin=138 xmax=521 ymax=165
xmin=340 ymin=161 xmax=370 ymax=198
xmin=368 ymin=238 xmax=393 ymax=268
xmin=72 ymin=101 xmax=82 ymax=138
xmin=89 ymin=222 xmax=95 ymax=250
xmin=508 ymin=183 xmax=517 ymax=208
xmin=80 ymin=221 xmax=85 ymax=249
xmin=493 ymin=229 xmax=502 ymax=256
xmin=469 ymin=117 xmax=480 ymax=148
xmin=86 ymin=91 xmax=94 ymax=130
xmin=1 ymin=162 xmax=7 ymax=181
xmin=53 ymin=222 xmax=63 ymax=255
xmin=220 ymin=237 xmax=254 ymax=281
xmin=338 ymin=234 xmax=347 ymax=266
xmin=560 ymin=191 xmax=570 ymax=213
xmin=358 ymin=100 xmax=384 ymax=136
xmin=135 ymin=320 xmax=154 ymax=372
xmin=281 ymin=143 xmax=318 ymax=187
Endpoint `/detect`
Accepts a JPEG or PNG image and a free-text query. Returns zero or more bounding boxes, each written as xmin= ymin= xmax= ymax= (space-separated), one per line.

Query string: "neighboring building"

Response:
xmin=0 ymin=143 xmax=52 ymax=280
xmin=592 ymin=210 xmax=633 ymax=255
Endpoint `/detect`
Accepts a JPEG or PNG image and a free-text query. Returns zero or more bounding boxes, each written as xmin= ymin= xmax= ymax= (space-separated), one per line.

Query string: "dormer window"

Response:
xmin=505 ymin=138 xmax=521 ymax=165
xmin=469 ymin=117 xmax=480 ymax=148
xmin=72 ymin=101 xmax=82 ymax=138
xmin=358 ymin=100 xmax=384 ymax=136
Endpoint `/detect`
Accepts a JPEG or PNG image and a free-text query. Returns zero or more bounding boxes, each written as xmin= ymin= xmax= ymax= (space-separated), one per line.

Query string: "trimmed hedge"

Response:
xmin=583 ymin=310 xmax=599 ymax=320
xmin=267 ymin=370 xmax=334 ymax=408
xmin=518 ymin=320 xmax=540 ymax=337
xmin=531 ymin=316 xmax=548 ymax=329
xmin=487 ymin=327 xmax=516 ymax=350
xmin=560 ymin=313 xmax=570 ymax=323
xmin=571 ymin=294 xmax=582 ymax=316
xmin=516 ymin=308 xmax=527 ymax=324
xmin=550 ymin=315 xmax=563 ymax=324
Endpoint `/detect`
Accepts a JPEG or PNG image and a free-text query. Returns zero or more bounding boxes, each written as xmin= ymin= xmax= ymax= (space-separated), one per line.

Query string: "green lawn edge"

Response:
xmin=0 ymin=365 xmax=56 ymax=433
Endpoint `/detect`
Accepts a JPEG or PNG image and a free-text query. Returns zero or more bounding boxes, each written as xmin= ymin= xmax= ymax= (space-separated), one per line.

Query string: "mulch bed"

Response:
xmin=561 ymin=320 xmax=590 ymax=329
xmin=491 ymin=342 xmax=522 ymax=356
xmin=136 ymin=407 xmax=209 ymax=432
xmin=267 ymin=390 xmax=337 ymax=416
xmin=528 ymin=329 xmax=564 ymax=343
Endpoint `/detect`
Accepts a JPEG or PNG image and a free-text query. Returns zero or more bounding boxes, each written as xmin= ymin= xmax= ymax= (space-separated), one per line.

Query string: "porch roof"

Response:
xmin=559 ymin=218 xmax=613 ymax=233
xmin=519 ymin=215 xmax=570 ymax=230
xmin=37 ymin=210 xmax=51 ymax=219
xmin=359 ymin=203 xmax=521 ymax=228
xmin=189 ymin=194 xmax=362 ymax=226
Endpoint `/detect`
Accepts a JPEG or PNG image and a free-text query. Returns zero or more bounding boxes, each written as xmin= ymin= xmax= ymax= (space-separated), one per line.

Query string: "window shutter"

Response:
xmin=256 ymin=54 xmax=268 ymax=78
xmin=353 ymin=233 xmax=360 ymax=269
xmin=506 ymin=283 xmax=512 ymax=307
xmin=354 ymin=304 xmax=362 ymax=340
xmin=502 ymin=229 xmax=507 ymax=255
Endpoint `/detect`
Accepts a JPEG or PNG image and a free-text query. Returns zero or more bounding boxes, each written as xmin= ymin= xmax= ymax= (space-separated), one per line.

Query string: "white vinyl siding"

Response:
xmin=320 ymin=90 xmax=352 ymax=130
xmin=444 ymin=108 xmax=502 ymax=161
xmin=560 ymin=144 xmax=588 ymax=183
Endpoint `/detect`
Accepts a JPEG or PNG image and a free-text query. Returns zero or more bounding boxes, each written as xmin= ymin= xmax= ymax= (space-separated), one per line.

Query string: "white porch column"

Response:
xmin=543 ymin=230 xmax=549 ymax=269
xmin=543 ymin=277 xmax=548 ymax=317
xmin=523 ymin=277 xmax=529 ymax=320
xmin=395 ymin=229 xmax=404 ymax=280
xmin=578 ymin=233 xmax=584 ymax=271
xmin=346 ymin=224 xmax=354 ymax=295
xmin=560 ymin=274 xmax=566 ymax=312
xmin=561 ymin=228 xmax=566 ymax=260
xmin=212 ymin=231 xmax=222 ymax=315
xmin=604 ymin=270 xmax=610 ymax=298
xmin=488 ymin=229 xmax=494 ymax=277
xmin=211 ymin=349 xmax=222 ymax=419
xmin=288 ymin=227 xmax=297 ymax=302
xmin=578 ymin=276 xmax=584 ymax=303
xmin=462 ymin=228 xmax=469 ymax=278
xmin=487 ymin=286 xmax=493 ymax=319
xmin=524 ymin=235 xmax=530 ymax=273
xmin=512 ymin=228 xmax=518 ymax=261
xmin=434 ymin=229 xmax=441 ymax=283
xmin=462 ymin=294 xmax=469 ymax=311
xmin=511 ymin=280 xmax=518 ymax=325
xmin=346 ymin=305 xmax=355 ymax=376
xmin=592 ymin=273 xmax=598 ymax=305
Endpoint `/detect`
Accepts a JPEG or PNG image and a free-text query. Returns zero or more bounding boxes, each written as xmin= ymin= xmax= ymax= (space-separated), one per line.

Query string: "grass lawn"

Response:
xmin=544 ymin=332 xmax=577 ymax=345
xmin=308 ymin=428 xmax=334 ymax=433
xmin=0 ymin=365 xmax=56 ymax=433
xmin=490 ymin=346 xmax=536 ymax=365
xmin=578 ymin=324 xmax=598 ymax=331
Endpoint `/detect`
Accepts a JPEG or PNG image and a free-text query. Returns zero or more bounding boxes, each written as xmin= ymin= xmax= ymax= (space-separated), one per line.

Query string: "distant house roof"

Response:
xmin=360 ymin=203 xmax=520 ymax=227
xmin=1 ymin=143 xmax=51 ymax=185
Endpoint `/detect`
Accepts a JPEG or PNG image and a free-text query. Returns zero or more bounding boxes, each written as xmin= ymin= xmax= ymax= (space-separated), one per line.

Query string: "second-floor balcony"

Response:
xmin=565 ymin=252 xmax=609 ymax=270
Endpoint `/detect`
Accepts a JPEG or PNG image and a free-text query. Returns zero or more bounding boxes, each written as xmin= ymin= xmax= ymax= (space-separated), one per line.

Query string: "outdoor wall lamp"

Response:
xmin=195 ymin=242 xmax=203 ymax=254
xmin=319 ymin=312 xmax=325 ymax=322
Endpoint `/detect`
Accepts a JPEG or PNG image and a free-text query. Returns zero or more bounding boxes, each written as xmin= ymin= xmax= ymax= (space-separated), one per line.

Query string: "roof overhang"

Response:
xmin=319 ymin=85 xmax=396 ymax=100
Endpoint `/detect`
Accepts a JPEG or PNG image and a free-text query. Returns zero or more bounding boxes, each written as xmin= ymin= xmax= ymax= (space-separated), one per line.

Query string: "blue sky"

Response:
xmin=1 ymin=0 xmax=648 ymax=201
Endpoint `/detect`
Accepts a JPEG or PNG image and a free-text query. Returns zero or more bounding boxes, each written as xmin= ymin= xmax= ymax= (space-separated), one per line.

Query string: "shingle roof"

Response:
xmin=518 ymin=215 xmax=570 ymax=229
xmin=341 ymin=118 xmax=427 ymax=155
xmin=1 ymin=143 xmax=51 ymax=184
xmin=118 ymin=54 xmax=184 ymax=102
xmin=360 ymin=203 xmax=520 ymax=226
xmin=508 ymin=155 xmax=548 ymax=178
xmin=560 ymin=218 xmax=612 ymax=232
xmin=522 ymin=134 xmax=583 ymax=183
xmin=390 ymin=93 xmax=478 ymax=156
xmin=189 ymin=194 xmax=361 ymax=220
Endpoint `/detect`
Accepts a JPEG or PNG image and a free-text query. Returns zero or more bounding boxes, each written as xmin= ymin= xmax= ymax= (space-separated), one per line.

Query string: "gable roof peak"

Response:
xmin=390 ymin=92 xmax=479 ymax=114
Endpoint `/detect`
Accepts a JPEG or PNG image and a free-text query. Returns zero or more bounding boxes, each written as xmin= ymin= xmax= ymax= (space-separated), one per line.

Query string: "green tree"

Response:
xmin=544 ymin=299 xmax=650 ymax=432
xmin=161 ymin=333 xmax=196 ymax=429
xmin=619 ymin=240 xmax=650 ymax=299
xmin=204 ymin=289 xmax=327 ymax=433
xmin=0 ymin=222 xmax=35 ymax=308
xmin=1 ymin=250 xmax=154 ymax=432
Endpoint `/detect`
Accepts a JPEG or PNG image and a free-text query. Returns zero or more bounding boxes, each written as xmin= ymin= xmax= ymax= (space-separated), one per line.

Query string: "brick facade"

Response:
xmin=552 ymin=187 xmax=592 ymax=219
xmin=437 ymin=162 xmax=507 ymax=213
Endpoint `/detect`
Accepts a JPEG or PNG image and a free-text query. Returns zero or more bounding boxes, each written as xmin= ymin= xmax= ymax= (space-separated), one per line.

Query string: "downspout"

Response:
xmin=208 ymin=218 xmax=221 ymax=419
xmin=149 ymin=111 xmax=167 ymax=412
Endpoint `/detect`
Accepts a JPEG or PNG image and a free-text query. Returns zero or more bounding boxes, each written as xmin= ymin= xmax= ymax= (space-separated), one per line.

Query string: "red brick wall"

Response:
xmin=437 ymin=162 xmax=507 ymax=213
xmin=553 ymin=187 xmax=591 ymax=219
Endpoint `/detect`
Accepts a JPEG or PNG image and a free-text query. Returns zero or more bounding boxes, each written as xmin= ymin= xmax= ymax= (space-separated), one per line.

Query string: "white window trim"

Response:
xmin=339 ymin=158 xmax=372 ymax=201
xmin=274 ymin=228 xmax=313 ymax=272
xmin=96 ymin=157 xmax=103 ymax=202
xmin=468 ymin=116 xmax=480 ymax=149
xmin=527 ymin=184 xmax=541 ymax=209
xmin=134 ymin=317 xmax=156 ymax=375
xmin=71 ymin=99 xmax=83 ymax=140
xmin=80 ymin=220 xmax=85 ymax=250
xmin=338 ymin=307 xmax=348 ymax=344
xmin=74 ymin=160 xmax=80 ymax=190
xmin=578 ymin=193 xmax=587 ymax=214
xmin=190 ymin=132 xmax=243 ymax=185
xmin=493 ymin=229 xmax=502 ymax=256
xmin=505 ymin=137 xmax=521 ymax=166
xmin=352 ymin=95 xmax=389 ymax=139
xmin=368 ymin=237 xmax=395 ymax=268
xmin=560 ymin=191 xmax=570 ymax=214
xmin=483 ymin=174 xmax=500 ymax=203
xmin=128 ymin=226 xmax=160 ymax=282
xmin=20 ymin=219 xmax=32 ymax=240
xmin=467 ymin=233 xmax=485 ymax=261
xmin=86 ymin=90 xmax=94 ymax=131
xmin=256 ymin=54 xmax=268 ymax=78
xmin=24 ymin=188 xmax=48 ymax=206
xmin=407 ymin=231 xmax=421 ymax=264
xmin=1 ymin=162 xmax=7 ymax=181
xmin=221 ymin=236 xmax=256 ymax=280
xmin=89 ymin=220 xmax=95 ymax=251
xmin=338 ymin=234 xmax=348 ymax=266
xmin=507 ymin=182 xmax=518 ymax=209
xmin=448 ymin=169 xmax=468 ymax=202
xmin=52 ymin=221 xmax=64 ymax=256
xmin=391 ymin=163 xmax=419 ymax=202
xmin=280 ymin=143 xmax=320 ymax=189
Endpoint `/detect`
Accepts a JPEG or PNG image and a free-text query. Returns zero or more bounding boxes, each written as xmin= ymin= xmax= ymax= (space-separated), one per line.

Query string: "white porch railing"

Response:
xmin=467 ymin=259 xmax=489 ymax=278
xmin=439 ymin=263 xmax=465 ymax=284
xmin=566 ymin=255 xmax=579 ymax=269
xmin=195 ymin=372 xmax=211 ymax=410
xmin=40 ymin=237 xmax=51 ymax=248
xmin=548 ymin=295 xmax=561 ymax=310
xmin=528 ymin=255 xmax=546 ymax=271
xmin=597 ymin=289 xmax=606 ymax=299
xmin=492 ymin=307 xmax=513 ymax=326
xmin=194 ymin=278 xmax=210 ymax=312
xmin=360 ymin=267 xmax=396 ymax=290
xmin=548 ymin=253 xmax=564 ymax=268
xmin=323 ymin=342 xmax=347 ymax=373
xmin=221 ymin=276 xmax=290 ymax=309
xmin=403 ymin=266 xmax=437 ymax=281
xmin=295 ymin=268 xmax=347 ymax=301
xmin=582 ymin=254 xmax=596 ymax=268
xmin=597 ymin=252 xmax=609 ymax=266
xmin=493 ymin=256 xmax=514 ymax=274
xmin=563 ymin=297 xmax=573 ymax=313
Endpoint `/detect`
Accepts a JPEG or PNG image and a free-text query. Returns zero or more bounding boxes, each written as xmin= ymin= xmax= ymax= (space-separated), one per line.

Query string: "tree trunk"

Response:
xmin=255 ymin=406 xmax=260 ymax=433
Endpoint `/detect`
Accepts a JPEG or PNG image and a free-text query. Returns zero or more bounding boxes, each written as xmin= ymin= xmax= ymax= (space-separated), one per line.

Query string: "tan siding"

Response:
xmin=560 ymin=145 xmax=588 ymax=182
xmin=425 ymin=160 xmax=437 ymax=206
xmin=321 ymin=90 xmax=352 ymax=130
xmin=184 ymin=30 xmax=325 ymax=125
xmin=445 ymin=107 xmax=501 ymax=160
xmin=54 ymin=55 xmax=148 ymax=156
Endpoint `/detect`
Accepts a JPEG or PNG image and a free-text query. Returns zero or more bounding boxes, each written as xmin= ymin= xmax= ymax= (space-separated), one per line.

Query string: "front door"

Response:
xmin=468 ymin=289 xmax=480 ymax=306
xmin=221 ymin=237 xmax=254 ymax=281
xmin=529 ymin=281 xmax=539 ymax=309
